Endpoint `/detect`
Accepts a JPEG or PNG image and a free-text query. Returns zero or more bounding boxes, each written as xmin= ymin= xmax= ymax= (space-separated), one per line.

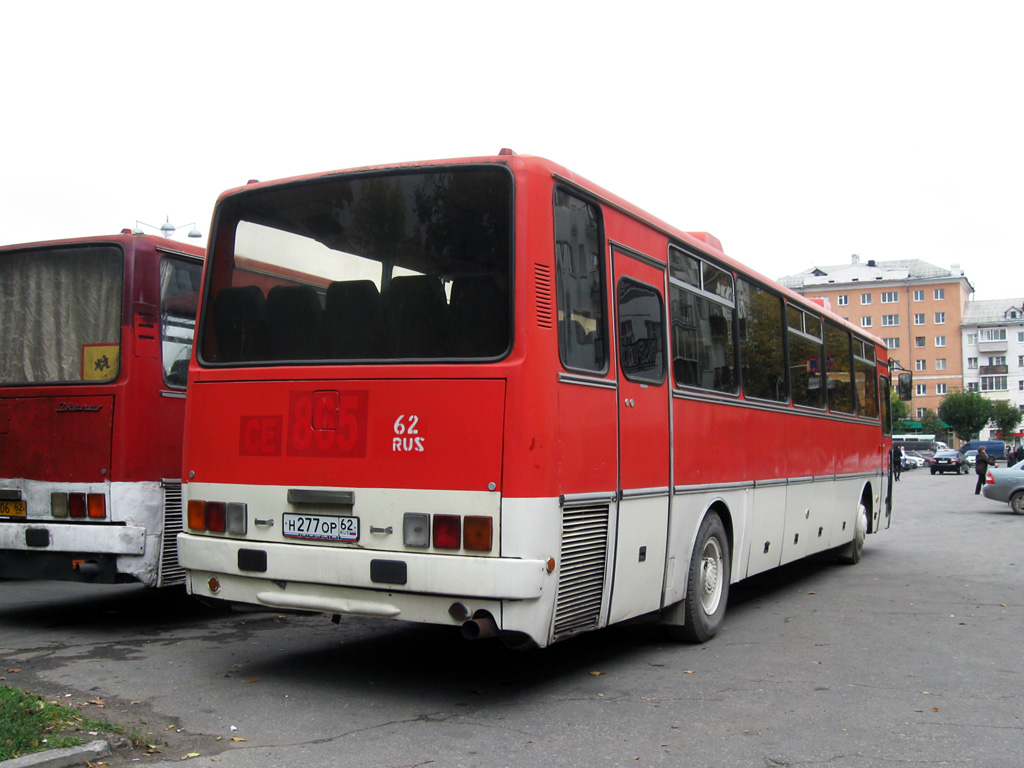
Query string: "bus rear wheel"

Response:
xmin=675 ymin=512 xmax=730 ymax=643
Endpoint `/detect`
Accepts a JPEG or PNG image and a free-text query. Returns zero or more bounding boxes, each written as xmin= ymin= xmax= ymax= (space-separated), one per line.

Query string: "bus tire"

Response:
xmin=676 ymin=512 xmax=730 ymax=643
xmin=837 ymin=501 xmax=868 ymax=565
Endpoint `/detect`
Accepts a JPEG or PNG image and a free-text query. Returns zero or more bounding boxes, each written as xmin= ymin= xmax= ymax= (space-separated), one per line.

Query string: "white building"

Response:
xmin=961 ymin=298 xmax=1024 ymax=441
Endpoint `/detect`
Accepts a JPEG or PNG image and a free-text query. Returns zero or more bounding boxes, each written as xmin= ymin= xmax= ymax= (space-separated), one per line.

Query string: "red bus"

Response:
xmin=0 ymin=233 xmax=204 ymax=587
xmin=179 ymin=151 xmax=907 ymax=647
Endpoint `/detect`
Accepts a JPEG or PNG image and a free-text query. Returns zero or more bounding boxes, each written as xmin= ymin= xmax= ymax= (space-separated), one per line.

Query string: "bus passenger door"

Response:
xmin=608 ymin=247 xmax=671 ymax=625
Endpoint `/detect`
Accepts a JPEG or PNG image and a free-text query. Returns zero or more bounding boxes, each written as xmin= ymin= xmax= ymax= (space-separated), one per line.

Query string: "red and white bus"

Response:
xmin=0 ymin=233 xmax=204 ymax=587
xmin=179 ymin=151 xmax=907 ymax=647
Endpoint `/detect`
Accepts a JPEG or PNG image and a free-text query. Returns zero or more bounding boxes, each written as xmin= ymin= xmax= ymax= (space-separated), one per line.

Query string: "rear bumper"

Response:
xmin=178 ymin=533 xmax=548 ymax=605
xmin=0 ymin=522 xmax=145 ymax=554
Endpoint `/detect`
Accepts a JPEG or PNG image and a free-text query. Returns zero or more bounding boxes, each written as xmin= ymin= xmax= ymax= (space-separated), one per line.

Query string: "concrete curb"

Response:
xmin=1 ymin=740 xmax=111 ymax=768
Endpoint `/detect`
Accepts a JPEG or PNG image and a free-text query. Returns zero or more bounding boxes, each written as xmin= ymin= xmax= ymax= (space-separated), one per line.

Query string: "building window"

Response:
xmin=935 ymin=335 xmax=946 ymax=347
xmin=934 ymin=288 xmax=945 ymax=300
xmin=968 ymin=357 xmax=978 ymax=369
xmin=916 ymin=384 xmax=927 ymax=396
xmin=860 ymin=293 xmax=872 ymax=305
xmin=884 ymin=337 xmax=900 ymax=349
xmin=981 ymin=376 xmax=1008 ymax=391
xmin=882 ymin=291 xmax=898 ymax=303
xmin=1018 ymin=332 xmax=1024 ymax=343
xmin=914 ymin=313 xmax=925 ymax=325
xmin=988 ymin=356 xmax=1006 ymax=366
xmin=861 ymin=317 xmax=873 ymax=328
xmin=915 ymin=359 xmax=926 ymax=371
xmin=936 ymin=383 xmax=947 ymax=395
xmin=913 ymin=290 xmax=924 ymax=302
xmin=882 ymin=315 xmax=899 ymax=326
xmin=915 ymin=336 xmax=926 ymax=348
xmin=981 ymin=328 xmax=1007 ymax=341
xmin=936 ymin=358 xmax=947 ymax=370
xmin=934 ymin=312 xmax=946 ymax=324
xmin=967 ymin=333 xmax=977 ymax=344
xmin=1019 ymin=355 xmax=1024 ymax=367
xmin=837 ymin=294 xmax=848 ymax=306
xmin=967 ymin=382 xmax=979 ymax=391
xmin=916 ymin=407 xmax=926 ymax=418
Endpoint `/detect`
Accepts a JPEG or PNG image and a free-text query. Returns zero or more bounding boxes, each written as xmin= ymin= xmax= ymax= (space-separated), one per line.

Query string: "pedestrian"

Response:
xmin=1015 ymin=444 xmax=1024 ymax=466
xmin=974 ymin=446 xmax=996 ymax=495
xmin=892 ymin=444 xmax=903 ymax=481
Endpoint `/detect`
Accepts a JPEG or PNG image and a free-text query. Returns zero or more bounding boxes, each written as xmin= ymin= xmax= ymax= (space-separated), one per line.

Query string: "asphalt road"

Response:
xmin=1 ymin=466 xmax=1021 ymax=768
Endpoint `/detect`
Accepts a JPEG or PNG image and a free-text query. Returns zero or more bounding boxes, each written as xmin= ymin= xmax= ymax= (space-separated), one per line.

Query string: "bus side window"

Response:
xmin=554 ymin=189 xmax=606 ymax=373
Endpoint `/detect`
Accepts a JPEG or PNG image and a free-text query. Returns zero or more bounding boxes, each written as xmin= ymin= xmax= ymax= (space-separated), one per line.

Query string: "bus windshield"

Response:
xmin=0 ymin=244 xmax=123 ymax=384
xmin=200 ymin=166 xmax=513 ymax=365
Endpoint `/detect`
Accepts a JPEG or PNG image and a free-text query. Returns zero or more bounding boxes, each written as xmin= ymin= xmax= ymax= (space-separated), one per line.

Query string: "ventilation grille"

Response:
xmin=158 ymin=480 xmax=186 ymax=586
xmin=553 ymin=504 xmax=608 ymax=639
xmin=535 ymin=263 xmax=554 ymax=329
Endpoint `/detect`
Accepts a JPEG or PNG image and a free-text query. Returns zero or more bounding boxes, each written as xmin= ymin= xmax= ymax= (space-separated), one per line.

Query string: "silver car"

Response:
xmin=981 ymin=460 xmax=1024 ymax=513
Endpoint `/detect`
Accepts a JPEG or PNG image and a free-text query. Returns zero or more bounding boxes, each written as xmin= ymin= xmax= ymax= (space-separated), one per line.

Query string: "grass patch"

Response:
xmin=0 ymin=686 xmax=113 ymax=761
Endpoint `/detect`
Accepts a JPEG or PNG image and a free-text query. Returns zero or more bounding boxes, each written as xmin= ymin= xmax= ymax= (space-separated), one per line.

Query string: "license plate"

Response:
xmin=282 ymin=512 xmax=359 ymax=542
xmin=0 ymin=500 xmax=27 ymax=517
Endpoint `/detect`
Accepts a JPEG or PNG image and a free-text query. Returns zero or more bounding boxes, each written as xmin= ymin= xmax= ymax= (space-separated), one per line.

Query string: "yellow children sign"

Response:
xmin=81 ymin=344 xmax=120 ymax=381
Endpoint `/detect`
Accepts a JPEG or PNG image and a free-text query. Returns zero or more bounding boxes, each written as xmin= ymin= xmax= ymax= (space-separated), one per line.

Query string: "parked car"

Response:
xmin=963 ymin=450 xmax=978 ymax=467
xmin=981 ymin=460 xmax=1024 ymax=513
xmin=902 ymin=451 xmax=927 ymax=469
xmin=930 ymin=450 xmax=967 ymax=475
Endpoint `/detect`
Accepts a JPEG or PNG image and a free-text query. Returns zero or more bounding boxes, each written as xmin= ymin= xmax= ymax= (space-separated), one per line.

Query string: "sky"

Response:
xmin=3 ymin=1 xmax=1021 ymax=300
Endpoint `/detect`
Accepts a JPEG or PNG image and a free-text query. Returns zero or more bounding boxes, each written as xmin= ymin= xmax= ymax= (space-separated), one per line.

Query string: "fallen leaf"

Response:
xmin=931 ymin=707 xmax=940 ymax=712
xmin=244 ymin=678 xmax=260 ymax=684
xmin=7 ymin=669 xmax=20 ymax=673
xmin=181 ymin=753 xmax=201 ymax=760
xmin=683 ymin=670 xmax=695 ymax=674
xmin=230 ymin=737 xmax=247 ymax=742
xmin=589 ymin=671 xmax=604 ymax=676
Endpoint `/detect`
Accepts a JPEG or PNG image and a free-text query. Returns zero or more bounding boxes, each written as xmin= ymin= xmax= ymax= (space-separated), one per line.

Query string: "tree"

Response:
xmin=938 ymin=390 xmax=992 ymax=443
xmin=920 ymin=409 xmax=945 ymax=440
xmin=890 ymin=388 xmax=909 ymax=423
xmin=990 ymin=400 xmax=1022 ymax=444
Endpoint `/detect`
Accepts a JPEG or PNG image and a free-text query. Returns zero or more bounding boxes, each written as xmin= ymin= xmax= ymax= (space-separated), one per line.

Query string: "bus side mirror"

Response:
xmin=897 ymin=372 xmax=913 ymax=401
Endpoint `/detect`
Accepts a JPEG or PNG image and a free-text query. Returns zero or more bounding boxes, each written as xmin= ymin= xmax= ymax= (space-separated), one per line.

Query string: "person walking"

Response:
xmin=975 ymin=446 xmax=996 ymax=495
xmin=892 ymin=444 xmax=903 ymax=481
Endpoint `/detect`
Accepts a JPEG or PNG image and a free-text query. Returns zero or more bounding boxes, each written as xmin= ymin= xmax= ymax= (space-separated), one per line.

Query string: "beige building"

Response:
xmin=778 ymin=256 xmax=974 ymax=420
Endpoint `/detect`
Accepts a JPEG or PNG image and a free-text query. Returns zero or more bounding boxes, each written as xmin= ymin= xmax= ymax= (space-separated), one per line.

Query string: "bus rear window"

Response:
xmin=201 ymin=166 xmax=512 ymax=364
xmin=0 ymin=245 xmax=123 ymax=384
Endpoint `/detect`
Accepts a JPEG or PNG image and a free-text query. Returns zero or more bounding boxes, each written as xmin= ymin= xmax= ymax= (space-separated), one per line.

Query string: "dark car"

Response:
xmin=931 ymin=449 xmax=967 ymax=475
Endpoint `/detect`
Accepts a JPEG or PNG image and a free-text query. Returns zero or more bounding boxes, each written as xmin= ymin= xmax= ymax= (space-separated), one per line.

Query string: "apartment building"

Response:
xmin=778 ymin=255 xmax=974 ymax=420
xmin=961 ymin=298 xmax=1024 ymax=440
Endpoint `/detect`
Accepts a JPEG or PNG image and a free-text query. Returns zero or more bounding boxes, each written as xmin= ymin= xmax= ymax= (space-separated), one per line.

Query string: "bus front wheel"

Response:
xmin=676 ymin=512 xmax=730 ymax=644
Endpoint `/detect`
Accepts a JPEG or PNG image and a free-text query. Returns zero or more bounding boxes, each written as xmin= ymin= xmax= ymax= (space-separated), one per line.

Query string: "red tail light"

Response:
xmin=68 ymin=493 xmax=87 ymax=518
xmin=206 ymin=502 xmax=226 ymax=533
xmin=433 ymin=515 xmax=461 ymax=549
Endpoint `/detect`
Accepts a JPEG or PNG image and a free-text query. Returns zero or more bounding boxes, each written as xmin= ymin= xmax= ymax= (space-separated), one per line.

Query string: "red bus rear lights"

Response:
xmin=188 ymin=500 xmax=245 ymax=534
xmin=87 ymin=494 xmax=106 ymax=519
xmin=463 ymin=516 xmax=492 ymax=552
xmin=432 ymin=515 xmax=461 ymax=549
xmin=68 ymin=493 xmax=87 ymax=518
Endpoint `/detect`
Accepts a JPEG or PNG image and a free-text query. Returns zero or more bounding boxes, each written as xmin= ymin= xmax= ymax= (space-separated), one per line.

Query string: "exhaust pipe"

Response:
xmin=461 ymin=611 xmax=499 ymax=640
xmin=73 ymin=561 xmax=101 ymax=578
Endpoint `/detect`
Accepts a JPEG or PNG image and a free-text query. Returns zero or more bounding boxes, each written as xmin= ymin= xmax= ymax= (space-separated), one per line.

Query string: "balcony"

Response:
xmin=979 ymin=364 xmax=1009 ymax=375
xmin=978 ymin=339 xmax=1008 ymax=353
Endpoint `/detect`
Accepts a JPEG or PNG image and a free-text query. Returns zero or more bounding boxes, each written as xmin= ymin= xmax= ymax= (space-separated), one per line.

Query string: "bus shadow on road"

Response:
xmin=232 ymin=555 xmax=855 ymax=701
